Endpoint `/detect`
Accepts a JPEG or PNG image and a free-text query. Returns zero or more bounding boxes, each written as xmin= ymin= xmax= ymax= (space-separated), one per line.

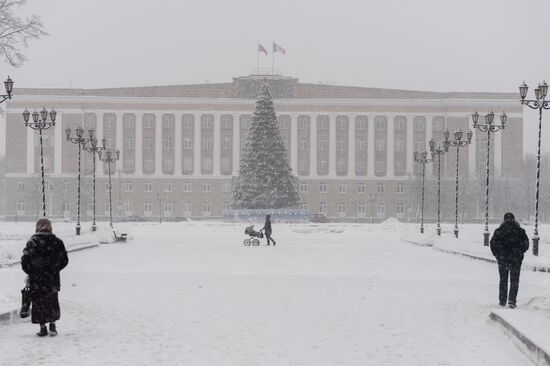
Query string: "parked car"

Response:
xmin=310 ymin=213 xmax=329 ymax=223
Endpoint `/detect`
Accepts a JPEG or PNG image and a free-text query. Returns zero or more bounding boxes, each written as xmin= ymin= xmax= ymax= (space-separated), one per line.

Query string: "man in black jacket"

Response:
xmin=490 ymin=212 xmax=529 ymax=308
xmin=262 ymin=214 xmax=276 ymax=246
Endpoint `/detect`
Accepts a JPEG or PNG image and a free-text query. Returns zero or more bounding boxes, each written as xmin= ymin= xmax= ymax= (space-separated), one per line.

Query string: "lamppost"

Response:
xmin=414 ymin=151 xmax=433 ymax=234
xmin=444 ymin=129 xmax=473 ymax=238
xmin=0 ymin=76 xmax=13 ymax=104
xmin=368 ymin=194 xmax=377 ymax=224
xmin=472 ymin=110 xmax=506 ymax=246
xmin=156 ymin=193 xmax=164 ymax=224
xmin=65 ymin=127 xmax=92 ymax=235
xmin=98 ymin=149 xmax=120 ymax=228
xmin=519 ymin=81 xmax=549 ymax=256
xmin=429 ymin=139 xmax=449 ymax=236
xmin=82 ymin=136 xmax=106 ymax=232
xmin=22 ymin=107 xmax=57 ymax=217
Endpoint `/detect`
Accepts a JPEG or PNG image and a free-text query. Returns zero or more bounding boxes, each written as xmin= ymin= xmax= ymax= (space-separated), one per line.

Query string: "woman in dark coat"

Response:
xmin=21 ymin=218 xmax=69 ymax=336
xmin=262 ymin=214 xmax=276 ymax=246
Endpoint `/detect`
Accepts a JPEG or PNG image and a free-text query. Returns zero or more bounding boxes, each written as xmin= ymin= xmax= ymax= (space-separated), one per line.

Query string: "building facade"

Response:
xmin=3 ymin=75 xmax=523 ymax=221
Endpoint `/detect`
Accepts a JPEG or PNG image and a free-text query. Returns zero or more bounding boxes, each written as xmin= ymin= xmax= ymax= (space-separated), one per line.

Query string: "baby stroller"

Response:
xmin=244 ymin=225 xmax=263 ymax=246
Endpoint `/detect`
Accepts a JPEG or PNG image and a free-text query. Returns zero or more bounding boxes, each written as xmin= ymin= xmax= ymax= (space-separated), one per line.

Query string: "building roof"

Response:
xmin=11 ymin=74 xmax=518 ymax=100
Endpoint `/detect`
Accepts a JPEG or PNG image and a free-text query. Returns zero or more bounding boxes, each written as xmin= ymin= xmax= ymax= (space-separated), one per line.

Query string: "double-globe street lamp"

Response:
xmin=65 ymin=127 xmax=92 ymax=235
xmin=82 ymin=135 xmax=106 ymax=232
xmin=429 ymin=139 xmax=449 ymax=236
xmin=444 ymin=129 xmax=473 ymax=238
xmin=414 ymin=151 xmax=433 ymax=234
xmin=472 ymin=110 xmax=506 ymax=246
xmin=519 ymin=81 xmax=549 ymax=256
xmin=22 ymin=107 xmax=57 ymax=217
xmin=98 ymin=149 xmax=120 ymax=229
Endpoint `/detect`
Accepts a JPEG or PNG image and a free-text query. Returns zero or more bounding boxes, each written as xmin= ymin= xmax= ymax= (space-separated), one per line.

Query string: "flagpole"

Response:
xmin=272 ymin=42 xmax=275 ymax=75
xmin=257 ymin=46 xmax=259 ymax=74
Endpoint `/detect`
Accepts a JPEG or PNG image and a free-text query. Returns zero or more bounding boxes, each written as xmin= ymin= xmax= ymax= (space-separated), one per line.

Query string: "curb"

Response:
xmin=402 ymin=238 xmax=550 ymax=273
xmin=0 ymin=243 xmax=100 ymax=325
xmin=490 ymin=310 xmax=550 ymax=366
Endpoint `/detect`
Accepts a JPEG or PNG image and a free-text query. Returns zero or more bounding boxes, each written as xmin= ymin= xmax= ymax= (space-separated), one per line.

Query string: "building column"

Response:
xmin=367 ymin=115 xmax=375 ymax=178
xmin=213 ymin=113 xmax=221 ymax=176
xmin=54 ymin=112 xmax=63 ymax=174
xmin=135 ymin=113 xmax=143 ymax=176
xmin=116 ymin=112 xmax=124 ymax=169
xmin=406 ymin=115 xmax=414 ymax=174
xmin=26 ymin=124 xmax=34 ymax=175
xmin=232 ymin=113 xmax=240 ymax=176
xmin=328 ymin=114 xmax=336 ymax=177
xmin=425 ymin=116 xmax=433 ymax=176
xmin=387 ymin=115 xmax=395 ymax=177
xmin=495 ymin=128 xmax=502 ymax=177
xmin=309 ymin=114 xmax=318 ymax=178
xmin=468 ymin=119 xmax=476 ymax=179
xmin=155 ymin=113 xmax=163 ymax=175
xmin=96 ymin=113 xmax=104 ymax=177
xmin=348 ymin=115 xmax=356 ymax=177
xmin=174 ymin=114 xmax=182 ymax=176
xmin=290 ymin=113 xmax=298 ymax=174
xmin=193 ymin=113 xmax=202 ymax=177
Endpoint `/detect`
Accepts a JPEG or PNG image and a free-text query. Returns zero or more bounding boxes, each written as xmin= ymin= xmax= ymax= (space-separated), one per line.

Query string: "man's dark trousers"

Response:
xmin=498 ymin=260 xmax=521 ymax=306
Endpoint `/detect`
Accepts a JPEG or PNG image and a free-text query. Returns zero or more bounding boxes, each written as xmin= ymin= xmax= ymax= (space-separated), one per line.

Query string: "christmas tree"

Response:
xmin=232 ymin=83 xmax=299 ymax=209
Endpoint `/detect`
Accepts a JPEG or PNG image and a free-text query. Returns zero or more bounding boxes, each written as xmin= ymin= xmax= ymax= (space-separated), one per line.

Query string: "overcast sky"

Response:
xmin=3 ymin=0 xmax=550 ymax=155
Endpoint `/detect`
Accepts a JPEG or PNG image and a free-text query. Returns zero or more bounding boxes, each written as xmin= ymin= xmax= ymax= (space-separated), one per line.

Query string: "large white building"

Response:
xmin=3 ymin=74 xmax=523 ymax=221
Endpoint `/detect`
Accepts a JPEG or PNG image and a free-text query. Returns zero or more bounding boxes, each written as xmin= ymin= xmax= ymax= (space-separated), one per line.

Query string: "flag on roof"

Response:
xmin=273 ymin=42 xmax=286 ymax=55
xmin=257 ymin=43 xmax=268 ymax=55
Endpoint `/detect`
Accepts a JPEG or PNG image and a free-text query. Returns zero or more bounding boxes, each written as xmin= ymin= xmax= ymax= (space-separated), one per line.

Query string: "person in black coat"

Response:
xmin=262 ymin=214 xmax=276 ymax=246
xmin=21 ymin=218 xmax=69 ymax=336
xmin=490 ymin=212 xmax=529 ymax=308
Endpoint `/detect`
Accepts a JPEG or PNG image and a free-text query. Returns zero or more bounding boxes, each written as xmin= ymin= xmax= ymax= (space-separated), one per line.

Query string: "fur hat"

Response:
xmin=503 ymin=212 xmax=515 ymax=221
xmin=35 ymin=217 xmax=52 ymax=233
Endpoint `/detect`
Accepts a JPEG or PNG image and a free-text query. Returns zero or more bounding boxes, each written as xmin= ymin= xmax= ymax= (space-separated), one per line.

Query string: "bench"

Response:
xmin=113 ymin=231 xmax=127 ymax=243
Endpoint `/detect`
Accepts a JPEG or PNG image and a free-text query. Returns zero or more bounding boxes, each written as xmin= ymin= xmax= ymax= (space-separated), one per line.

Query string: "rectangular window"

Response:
xmin=183 ymin=181 xmax=192 ymax=192
xmin=202 ymin=138 xmax=212 ymax=150
xmin=124 ymin=201 xmax=132 ymax=215
xmin=397 ymin=202 xmax=404 ymax=215
xmin=125 ymin=182 xmax=133 ymax=192
xmin=357 ymin=202 xmax=366 ymax=214
xmin=144 ymin=200 xmax=152 ymax=214
xmin=202 ymin=202 xmax=211 ymax=216
xmin=201 ymin=115 xmax=213 ymax=129
xmin=338 ymin=202 xmax=346 ymax=216
xmin=222 ymin=182 xmax=231 ymax=193
xmin=319 ymin=182 xmax=327 ymax=193
xmin=17 ymin=200 xmax=25 ymax=214
xmin=318 ymin=116 xmax=329 ymax=130
xmin=396 ymin=183 xmax=404 ymax=193
xmin=319 ymin=139 xmax=328 ymax=151
xmin=164 ymin=201 xmax=173 ymax=216
xmin=144 ymin=182 xmax=152 ymax=192
xmin=144 ymin=160 xmax=154 ymax=172
xmin=377 ymin=202 xmax=385 ymax=217
xmin=396 ymin=139 xmax=405 ymax=152
xmin=182 ymin=115 xmax=194 ymax=129
xmin=377 ymin=183 xmax=384 ymax=193
xmin=163 ymin=139 xmax=173 ymax=150
xmin=375 ymin=139 xmax=385 ymax=152
xmin=337 ymin=140 xmax=346 ymax=153
xmin=356 ymin=140 xmax=366 ymax=151
xmin=17 ymin=181 xmax=25 ymax=191
xmin=183 ymin=138 xmax=193 ymax=150
xmin=203 ymin=182 xmax=212 ymax=192
xmin=356 ymin=117 xmax=368 ymax=130
xmin=320 ymin=202 xmax=327 ymax=214
xmin=164 ymin=182 xmax=172 ymax=193
xmin=221 ymin=115 xmax=233 ymax=129
xmin=144 ymin=114 xmax=155 ymax=129
xmin=357 ymin=182 xmax=365 ymax=193
xmin=375 ymin=160 xmax=385 ymax=173
xmin=300 ymin=182 xmax=308 ymax=193
xmin=299 ymin=138 xmax=308 ymax=150
xmin=183 ymin=202 xmax=192 ymax=215
xmin=202 ymin=157 xmax=213 ymax=172
xmin=144 ymin=138 xmax=154 ymax=150
xmin=222 ymin=137 xmax=231 ymax=151
xmin=63 ymin=181 xmax=70 ymax=192
xmin=338 ymin=183 xmax=347 ymax=193
xmin=223 ymin=202 xmax=231 ymax=211
xmin=278 ymin=115 xmax=290 ymax=129
xmin=125 ymin=138 xmax=135 ymax=150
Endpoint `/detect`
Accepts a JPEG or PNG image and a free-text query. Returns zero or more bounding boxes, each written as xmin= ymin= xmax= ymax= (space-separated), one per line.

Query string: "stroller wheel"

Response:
xmin=252 ymin=238 xmax=260 ymax=246
xmin=243 ymin=239 xmax=251 ymax=246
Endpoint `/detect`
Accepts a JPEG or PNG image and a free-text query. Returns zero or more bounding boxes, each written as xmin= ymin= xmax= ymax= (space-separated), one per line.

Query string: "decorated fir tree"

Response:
xmin=232 ymin=83 xmax=299 ymax=209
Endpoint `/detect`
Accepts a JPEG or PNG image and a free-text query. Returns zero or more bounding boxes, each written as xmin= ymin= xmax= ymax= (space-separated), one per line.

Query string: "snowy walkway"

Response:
xmin=0 ymin=222 xmax=544 ymax=365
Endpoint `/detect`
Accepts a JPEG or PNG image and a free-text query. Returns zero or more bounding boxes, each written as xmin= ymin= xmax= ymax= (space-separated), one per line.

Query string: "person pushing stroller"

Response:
xmin=263 ymin=215 xmax=276 ymax=246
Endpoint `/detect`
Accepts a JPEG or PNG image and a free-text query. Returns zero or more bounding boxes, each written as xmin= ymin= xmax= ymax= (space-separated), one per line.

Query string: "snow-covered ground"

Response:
xmin=1 ymin=220 xmax=549 ymax=365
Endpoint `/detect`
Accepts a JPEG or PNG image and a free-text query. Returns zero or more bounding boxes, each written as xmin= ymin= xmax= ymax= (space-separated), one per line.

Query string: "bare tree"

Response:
xmin=0 ymin=0 xmax=46 ymax=67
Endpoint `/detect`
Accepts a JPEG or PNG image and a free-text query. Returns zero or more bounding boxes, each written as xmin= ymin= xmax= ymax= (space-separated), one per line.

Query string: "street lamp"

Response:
xmin=156 ymin=193 xmax=165 ymax=224
xmin=98 ymin=149 xmax=120 ymax=229
xmin=414 ymin=151 xmax=433 ymax=234
xmin=65 ymin=126 xmax=92 ymax=235
xmin=472 ymin=110 xmax=506 ymax=246
xmin=429 ymin=139 xmax=449 ymax=236
xmin=444 ymin=129 xmax=473 ymax=238
xmin=519 ymin=81 xmax=550 ymax=256
xmin=22 ymin=107 xmax=57 ymax=217
xmin=0 ymin=76 xmax=14 ymax=104
xmin=82 ymin=136 xmax=106 ymax=232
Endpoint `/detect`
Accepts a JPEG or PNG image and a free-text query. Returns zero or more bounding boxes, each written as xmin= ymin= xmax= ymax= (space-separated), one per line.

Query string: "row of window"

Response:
xmin=83 ymin=113 xmax=443 ymax=132
xmin=300 ymin=182 xmax=407 ymax=194
xmin=15 ymin=200 xmax=405 ymax=217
